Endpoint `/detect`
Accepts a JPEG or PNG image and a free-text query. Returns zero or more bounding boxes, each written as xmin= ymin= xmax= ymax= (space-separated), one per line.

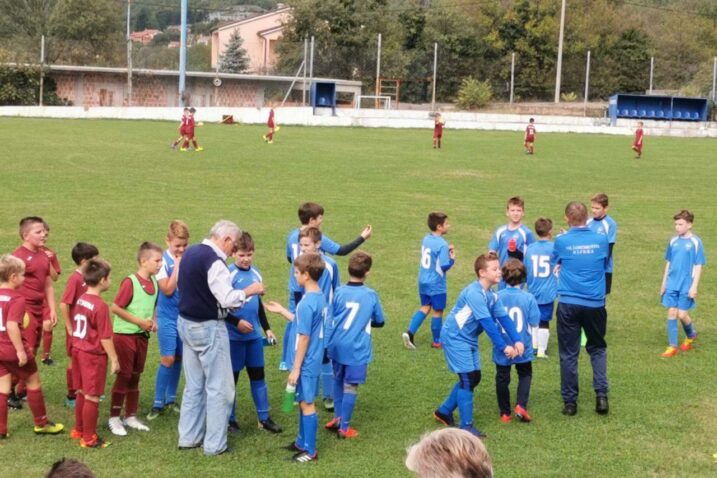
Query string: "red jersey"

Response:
xmin=41 ymin=247 xmax=61 ymax=275
xmin=634 ymin=128 xmax=643 ymax=146
xmin=13 ymin=246 xmax=51 ymax=304
xmin=72 ymin=293 xmax=112 ymax=355
xmin=434 ymin=119 xmax=443 ymax=134
xmin=525 ymin=124 xmax=536 ymax=141
xmin=268 ymin=108 xmax=275 ymax=128
xmin=0 ymin=288 xmax=27 ymax=360
xmin=186 ymin=116 xmax=196 ymax=133
xmin=61 ymin=270 xmax=87 ymax=315
xmin=113 ymin=275 xmax=157 ymax=309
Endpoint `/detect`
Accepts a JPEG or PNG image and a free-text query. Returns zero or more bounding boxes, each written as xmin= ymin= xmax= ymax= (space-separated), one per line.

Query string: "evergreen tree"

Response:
xmin=219 ymin=30 xmax=250 ymax=73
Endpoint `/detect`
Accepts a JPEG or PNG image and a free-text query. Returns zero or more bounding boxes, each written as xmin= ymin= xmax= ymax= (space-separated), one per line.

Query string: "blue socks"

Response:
xmin=153 ymin=364 xmax=171 ymax=409
xmin=667 ymin=319 xmax=678 ymax=347
xmin=438 ymin=383 xmax=460 ymax=416
xmin=408 ymin=310 xmax=427 ymax=335
xmin=295 ymin=409 xmax=304 ymax=449
xmin=281 ymin=322 xmax=293 ymax=364
xmin=166 ymin=361 xmax=181 ymax=404
xmin=321 ymin=361 xmax=334 ymax=400
xmin=340 ymin=391 xmax=357 ymax=432
xmin=431 ymin=317 xmax=442 ymax=343
xmin=456 ymin=387 xmax=474 ymax=428
xmin=250 ymin=380 xmax=270 ymax=421
xmin=302 ymin=412 xmax=318 ymax=456
xmin=333 ymin=376 xmax=344 ymax=420
xmin=683 ymin=322 xmax=696 ymax=339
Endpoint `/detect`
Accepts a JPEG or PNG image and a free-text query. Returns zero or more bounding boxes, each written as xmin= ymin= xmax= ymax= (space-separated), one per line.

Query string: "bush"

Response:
xmin=560 ymin=91 xmax=578 ymax=102
xmin=455 ymin=76 xmax=492 ymax=110
xmin=0 ymin=65 xmax=64 ymax=106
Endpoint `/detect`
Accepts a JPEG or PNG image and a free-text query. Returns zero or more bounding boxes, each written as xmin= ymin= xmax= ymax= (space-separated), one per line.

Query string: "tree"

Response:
xmin=218 ymin=30 xmax=250 ymax=73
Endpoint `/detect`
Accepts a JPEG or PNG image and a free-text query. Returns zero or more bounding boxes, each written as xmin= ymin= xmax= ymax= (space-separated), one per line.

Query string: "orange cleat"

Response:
xmin=431 ymin=342 xmax=442 ymax=349
xmin=515 ymin=405 xmax=532 ymax=423
xmin=660 ymin=346 xmax=679 ymax=358
xmin=679 ymin=337 xmax=695 ymax=352
xmin=324 ymin=417 xmax=340 ymax=431
xmin=500 ymin=414 xmax=512 ymax=423
xmin=69 ymin=428 xmax=82 ymax=439
xmin=338 ymin=427 xmax=359 ymax=439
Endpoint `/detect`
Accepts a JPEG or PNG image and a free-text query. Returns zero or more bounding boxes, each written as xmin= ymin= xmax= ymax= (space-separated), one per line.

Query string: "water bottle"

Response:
xmin=281 ymin=383 xmax=296 ymax=413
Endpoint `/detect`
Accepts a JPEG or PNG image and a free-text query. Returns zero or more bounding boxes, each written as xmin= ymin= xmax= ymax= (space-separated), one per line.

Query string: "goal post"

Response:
xmin=355 ymin=95 xmax=392 ymax=110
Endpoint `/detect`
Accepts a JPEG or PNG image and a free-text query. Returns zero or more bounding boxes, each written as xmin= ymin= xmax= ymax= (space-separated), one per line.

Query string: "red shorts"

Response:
xmin=525 ymin=136 xmax=535 ymax=143
xmin=433 ymin=131 xmax=442 ymax=139
xmin=22 ymin=302 xmax=44 ymax=351
xmin=180 ymin=126 xmax=187 ymax=135
xmin=632 ymin=143 xmax=642 ymax=152
xmin=185 ymin=129 xmax=195 ymax=140
xmin=268 ymin=121 xmax=275 ymax=129
xmin=0 ymin=355 xmax=39 ymax=380
xmin=113 ymin=334 xmax=149 ymax=375
xmin=72 ymin=349 xmax=108 ymax=397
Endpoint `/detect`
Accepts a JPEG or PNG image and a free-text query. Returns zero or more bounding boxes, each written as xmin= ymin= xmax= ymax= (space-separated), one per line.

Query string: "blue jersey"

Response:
xmin=156 ymin=250 xmax=179 ymax=322
xmin=418 ymin=233 xmax=453 ymax=295
xmin=328 ymin=283 xmax=385 ymax=366
xmin=587 ymin=215 xmax=617 ymax=273
xmin=495 ymin=287 xmax=540 ymax=365
xmin=664 ymin=234 xmax=706 ymax=293
xmin=489 ymin=224 xmax=535 ymax=265
xmin=318 ymin=254 xmax=340 ymax=341
xmin=286 ymin=228 xmax=341 ymax=295
xmin=441 ymin=282 xmax=520 ymax=373
xmin=525 ymin=240 xmax=557 ymax=305
xmin=552 ymin=227 xmax=609 ymax=307
xmin=226 ymin=264 xmax=263 ymax=342
xmin=294 ymin=291 xmax=326 ymax=377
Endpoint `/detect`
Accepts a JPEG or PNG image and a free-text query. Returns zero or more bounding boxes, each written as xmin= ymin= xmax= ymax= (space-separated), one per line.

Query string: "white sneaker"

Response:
xmin=123 ymin=416 xmax=150 ymax=432
xmin=108 ymin=416 xmax=127 ymax=436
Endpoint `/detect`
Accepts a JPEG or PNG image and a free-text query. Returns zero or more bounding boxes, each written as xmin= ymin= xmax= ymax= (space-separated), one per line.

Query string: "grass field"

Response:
xmin=0 ymin=117 xmax=716 ymax=477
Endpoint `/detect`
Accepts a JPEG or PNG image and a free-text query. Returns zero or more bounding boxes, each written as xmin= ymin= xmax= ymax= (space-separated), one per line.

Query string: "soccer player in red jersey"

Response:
xmin=524 ymin=118 xmax=536 ymax=155
xmin=71 ymin=258 xmax=119 ymax=448
xmin=60 ymin=242 xmax=99 ymax=409
xmin=433 ymin=112 xmax=444 ymax=149
xmin=263 ymin=104 xmax=277 ymax=144
xmin=181 ymin=107 xmax=203 ymax=152
xmin=39 ymin=221 xmax=61 ymax=366
xmin=172 ymin=107 xmax=190 ymax=150
xmin=632 ymin=121 xmax=644 ymax=158
xmin=0 ymin=254 xmax=65 ymax=438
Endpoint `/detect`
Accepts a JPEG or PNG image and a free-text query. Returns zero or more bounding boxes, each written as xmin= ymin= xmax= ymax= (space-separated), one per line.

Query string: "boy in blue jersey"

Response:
xmin=281 ymin=202 xmax=372 ymax=372
xmin=403 ymin=212 xmax=455 ymax=350
xmin=524 ymin=218 xmax=557 ymax=358
xmin=325 ymin=252 xmax=385 ymax=439
xmin=283 ymin=253 xmax=327 ymax=463
xmin=225 ymin=232 xmax=282 ymax=434
xmin=587 ymin=193 xmax=617 ymax=295
xmin=148 ymin=221 xmax=189 ymax=420
xmin=433 ymin=252 xmax=524 ymax=438
xmin=489 ymin=197 xmax=535 ymax=280
xmin=553 ymin=201 xmax=609 ymax=416
xmin=659 ymin=210 xmax=705 ymax=358
xmin=495 ymin=259 xmax=540 ymax=423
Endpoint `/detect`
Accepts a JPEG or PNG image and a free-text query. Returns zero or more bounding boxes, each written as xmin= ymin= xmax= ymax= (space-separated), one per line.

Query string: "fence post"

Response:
xmin=39 ymin=35 xmax=45 ymax=107
xmin=583 ymin=50 xmax=591 ymax=114
xmin=509 ymin=52 xmax=515 ymax=105
xmin=649 ymin=56 xmax=654 ymax=94
xmin=431 ymin=42 xmax=438 ymax=112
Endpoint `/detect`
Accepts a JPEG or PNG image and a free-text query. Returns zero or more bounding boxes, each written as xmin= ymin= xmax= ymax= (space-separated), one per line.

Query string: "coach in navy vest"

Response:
xmin=176 ymin=220 xmax=264 ymax=456
xmin=553 ymin=202 xmax=610 ymax=418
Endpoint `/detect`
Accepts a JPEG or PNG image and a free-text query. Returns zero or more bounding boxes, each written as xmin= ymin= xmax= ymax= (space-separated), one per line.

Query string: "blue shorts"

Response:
xmin=419 ymin=293 xmax=447 ymax=311
xmin=332 ymin=362 xmax=368 ymax=385
xmin=443 ymin=341 xmax=480 ymax=374
xmin=229 ymin=338 xmax=265 ymax=372
xmin=157 ymin=318 xmax=182 ymax=357
xmin=661 ymin=290 xmax=695 ymax=311
xmin=296 ymin=374 xmax=319 ymax=404
xmin=538 ymin=302 xmax=555 ymax=322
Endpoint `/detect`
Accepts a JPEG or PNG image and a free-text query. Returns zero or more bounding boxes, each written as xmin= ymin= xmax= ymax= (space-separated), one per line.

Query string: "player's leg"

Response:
xmin=661 ymin=291 xmax=680 ymax=356
xmin=433 ymin=133 xmax=438 ymax=148
xmin=495 ymin=364 xmax=511 ymax=420
xmin=70 ymin=350 xmax=83 ymax=437
xmin=41 ymin=305 xmax=54 ymax=363
xmin=537 ymin=303 xmax=554 ymax=358
xmin=123 ymin=335 xmax=150 ymax=431
xmin=404 ymin=295 xmax=432 ymax=349
xmin=294 ymin=376 xmax=319 ymax=462
xmin=79 ymin=352 xmax=109 ymax=447
xmin=25 ymin=366 xmax=63 ymax=433
xmin=0 ymin=371 xmax=10 ymax=436
xmin=81 ymin=394 xmax=103 ymax=446
xmin=109 ymin=334 xmax=132 ymax=435
xmin=65 ymin=333 xmax=76 ymax=408
xmin=677 ymin=301 xmax=697 ymax=351
xmin=456 ymin=370 xmax=483 ymax=436
xmin=514 ymin=362 xmax=533 ymax=422
xmin=430 ymin=294 xmax=447 ymax=348
xmin=151 ymin=320 xmax=175 ymax=417
xmin=247 ymin=339 xmax=280 ymax=433
xmin=556 ymin=303 xmax=581 ymax=412
xmin=321 ymin=349 xmax=334 ymax=411
xmin=580 ymin=306 xmax=608 ymax=414
xmin=327 ymin=362 xmax=344 ymax=429
xmin=437 ymin=133 xmax=441 ymax=148
xmin=228 ymin=340 xmax=245 ymax=431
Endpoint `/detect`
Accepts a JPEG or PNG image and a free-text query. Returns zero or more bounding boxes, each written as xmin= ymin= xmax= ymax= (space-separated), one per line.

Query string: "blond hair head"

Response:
xmin=406 ymin=428 xmax=493 ymax=478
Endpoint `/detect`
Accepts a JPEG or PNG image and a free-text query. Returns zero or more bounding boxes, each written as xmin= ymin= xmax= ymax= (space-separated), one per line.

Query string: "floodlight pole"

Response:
xmin=375 ymin=33 xmax=382 ymax=108
xmin=583 ymin=49 xmax=591 ymax=112
xmin=554 ymin=0 xmax=566 ymax=103
xmin=126 ymin=0 xmax=133 ymax=106
xmin=178 ymin=0 xmax=188 ymax=106
xmin=431 ymin=42 xmax=438 ymax=111
xmin=302 ymin=37 xmax=308 ymax=106
xmin=39 ymin=35 xmax=45 ymax=106
xmin=509 ymin=52 xmax=515 ymax=105
xmin=711 ymin=56 xmax=716 ymax=102
xmin=649 ymin=56 xmax=654 ymax=94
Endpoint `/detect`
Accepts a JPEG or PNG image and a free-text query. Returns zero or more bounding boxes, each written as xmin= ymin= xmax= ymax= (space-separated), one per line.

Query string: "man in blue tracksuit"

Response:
xmin=552 ymin=202 xmax=609 ymax=417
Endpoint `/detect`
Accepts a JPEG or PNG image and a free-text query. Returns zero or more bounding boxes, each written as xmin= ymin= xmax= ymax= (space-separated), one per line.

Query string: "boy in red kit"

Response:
xmin=0 ymin=254 xmax=65 ymax=438
xmin=40 ymin=220 xmax=61 ymax=366
xmin=108 ymin=242 xmax=162 ymax=436
xmin=632 ymin=121 xmax=644 ymax=158
xmin=60 ymin=242 xmax=100 ymax=409
xmin=263 ymin=103 xmax=277 ymax=144
xmin=524 ymin=118 xmax=536 ymax=154
xmin=172 ymin=107 xmax=190 ymax=150
xmin=10 ymin=216 xmax=57 ymax=409
xmin=180 ymin=107 xmax=203 ymax=152
xmin=71 ymin=258 xmax=119 ymax=448
xmin=433 ymin=112 xmax=444 ymax=149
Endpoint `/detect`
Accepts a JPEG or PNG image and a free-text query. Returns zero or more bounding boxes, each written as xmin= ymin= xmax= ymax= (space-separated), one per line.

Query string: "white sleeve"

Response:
xmin=156 ymin=258 xmax=169 ymax=281
xmin=207 ymin=260 xmax=247 ymax=309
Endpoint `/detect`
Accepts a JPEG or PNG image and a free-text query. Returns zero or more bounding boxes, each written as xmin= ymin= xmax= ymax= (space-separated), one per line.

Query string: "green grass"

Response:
xmin=1 ymin=117 xmax=716 ymax=477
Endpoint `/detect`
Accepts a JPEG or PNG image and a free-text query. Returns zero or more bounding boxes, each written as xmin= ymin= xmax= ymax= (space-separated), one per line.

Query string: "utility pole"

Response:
xmin=554 ymin=0 xmax=566 ymax=103
xmin=178 ymin=0 xmax=188 ymax=106
xmin=649 ymin=56 xmax=654 ymax=94
xmin=584 ymin=49 xmax=591 ymax=111
xmin=39 ymin=35 xmax=45 ymax=106
xmin=431 ymin=42 xmax=438 ymax=111
xmin=127 ymin=0 xmax=133 ymax=106
xmin=375 ymin=33 xmax=382 ymax=98
xmin=509 ymin=52 xmax=515 ymax=105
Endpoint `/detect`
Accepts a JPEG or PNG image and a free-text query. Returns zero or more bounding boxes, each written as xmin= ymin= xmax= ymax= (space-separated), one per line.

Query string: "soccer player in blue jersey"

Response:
xmin=281 ymin=202 xmax=372 ymax=372
xmin=225 ymin=232 xmax=282 ymax=434
xmin=148 ymin=221 xmax=189 ymax=420
xmin=659 ymin=210 xmax=705 ymax=358
xmin=524 ymin=218 xmax=557 ymax=358
xmin=587 ymin=193 xmax=618 ymax=295
xmin=403 ymin=212 xmax=455 ymax=350
xmin=495 ymin=259 xmax=540 ymax=423
xmin=489 ymin=197 xmax=535 ymax=288
xmin=285 ymin=253 xmax=326 ymax=463
xmin=553 ymin=201 xmax=609 ymax=416
xmin=325 ymin=252 xmax=384 ymax=439
xmin=433 ymin=252 xmax=524 ymax=438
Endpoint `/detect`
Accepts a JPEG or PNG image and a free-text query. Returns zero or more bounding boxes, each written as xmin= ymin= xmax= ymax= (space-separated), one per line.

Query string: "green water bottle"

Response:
xmin=281 ymin=383 xmax=296 ymax=413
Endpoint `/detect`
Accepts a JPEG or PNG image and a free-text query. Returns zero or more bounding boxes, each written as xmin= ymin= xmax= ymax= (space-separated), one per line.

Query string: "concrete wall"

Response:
xmin=2 ymin=106 xmax=716 ymax=138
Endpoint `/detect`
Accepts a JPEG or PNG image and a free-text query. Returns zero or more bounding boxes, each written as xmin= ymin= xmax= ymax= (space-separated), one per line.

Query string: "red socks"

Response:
xmin=66 ymin=368 xmax=76 ymax=399
xmin=26 ymin=388 xmax=48 ymax=427
xmin=82 ymin=399 xmax=99 ymax=443
xmin=42 ymin=330 xmax=53 ymax=359
xmin=0 ymin=392 xmax=8 ymax=435
xmin=74 ymin=393 xmax=85 ymax=433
